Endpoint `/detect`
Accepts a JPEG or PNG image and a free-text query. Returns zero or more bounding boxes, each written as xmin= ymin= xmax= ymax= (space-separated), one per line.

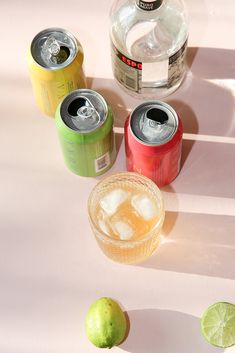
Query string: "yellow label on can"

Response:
xmin=27 ymin=45 xmax=86 ymax=117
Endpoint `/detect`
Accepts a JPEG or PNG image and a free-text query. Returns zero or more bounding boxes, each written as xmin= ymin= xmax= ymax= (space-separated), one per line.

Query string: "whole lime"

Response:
xmin=85 ymin=297 xmax=127 ymax=348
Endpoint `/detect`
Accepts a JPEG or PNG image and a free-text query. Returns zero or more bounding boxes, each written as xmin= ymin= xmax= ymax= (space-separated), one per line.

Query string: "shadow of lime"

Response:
xmin=120 ymin=309 xmax=224 ymax=353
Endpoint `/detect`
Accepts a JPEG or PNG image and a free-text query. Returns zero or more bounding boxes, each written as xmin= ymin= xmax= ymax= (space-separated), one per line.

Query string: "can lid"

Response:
xmin=60 ymin=89 xmax=108 ymax=133
xmin=31 ymin=28 xmax=78 ymax=70
xmin=130 ymin=101 xmax=178 ymax=145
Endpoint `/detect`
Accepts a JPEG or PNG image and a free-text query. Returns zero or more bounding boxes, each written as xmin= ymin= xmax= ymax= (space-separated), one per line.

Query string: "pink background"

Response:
xmin=0 ymin=0 xmax=235 ymax=352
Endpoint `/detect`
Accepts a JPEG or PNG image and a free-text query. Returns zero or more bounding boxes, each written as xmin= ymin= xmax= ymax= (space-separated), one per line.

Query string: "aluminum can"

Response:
xmin=124 ymin=101 xmax=183 ymax=187
xmin=27 ymin=27 xmax=86 ymax=117
xmin=55 ymin=89 xmax=116 ymax=177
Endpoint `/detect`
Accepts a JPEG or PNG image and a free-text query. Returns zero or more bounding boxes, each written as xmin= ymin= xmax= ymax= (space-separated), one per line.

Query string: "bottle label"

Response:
xmin=136 ymin=0 xmax=163 ymax=11
xmin=111 ymin=39 xmax=188 ymax=93
xmin=111 ymin=43 xmax=142 ymax=92
xmin=168 ymin=39 xmax=188 ymax=88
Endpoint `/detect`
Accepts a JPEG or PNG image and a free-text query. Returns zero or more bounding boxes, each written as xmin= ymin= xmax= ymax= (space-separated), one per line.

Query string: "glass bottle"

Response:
xmin=110 ymin=0 xmax=189 ymax=99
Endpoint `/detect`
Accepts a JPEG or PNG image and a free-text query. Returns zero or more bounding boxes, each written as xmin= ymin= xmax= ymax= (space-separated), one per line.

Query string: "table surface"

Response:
xmin=1 ymin=0 xmax=235 ymax=352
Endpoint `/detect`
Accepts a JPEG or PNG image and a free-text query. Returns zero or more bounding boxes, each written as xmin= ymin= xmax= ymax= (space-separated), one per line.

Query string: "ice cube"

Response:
xmin=100 ymin=189 xmax=128 ymax=216
xmin=112 ymin=221 xmax=134 ymax=240
xmin=98 ymin=219 xmax=110 ymax=236
xmin=131 ymin=194 xmax=157 ymax=220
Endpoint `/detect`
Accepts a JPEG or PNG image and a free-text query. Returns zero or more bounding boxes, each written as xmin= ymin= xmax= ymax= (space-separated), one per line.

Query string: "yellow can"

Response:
xmin=27 ymin=28 xmax=87 ymax=117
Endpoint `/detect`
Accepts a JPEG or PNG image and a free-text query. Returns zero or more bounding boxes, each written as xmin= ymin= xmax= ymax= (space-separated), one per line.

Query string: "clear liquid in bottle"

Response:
xmin=110 ymin=0 xmax=189 ymax=99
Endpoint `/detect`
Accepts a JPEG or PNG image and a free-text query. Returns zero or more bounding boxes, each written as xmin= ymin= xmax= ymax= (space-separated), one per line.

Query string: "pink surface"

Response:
xmin=0 ymin=0 xmax=235 ymax=352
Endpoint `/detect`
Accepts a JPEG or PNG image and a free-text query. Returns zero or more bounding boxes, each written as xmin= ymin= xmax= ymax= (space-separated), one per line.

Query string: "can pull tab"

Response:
xmin=42 ymin=35 xmax=60 ymax=57
xmin=76 ymin=100 xmax=101 ymax=127
xmin=42 ymin=34 xmax=70 ymax=64
xmin=146 ymin=108 xmax=168 ymax=127
xmin=77 ymin=106 xmax=96 ymax=120
xmin=68 ymin=97 xmax=101 ymax=131
xmin=140 ymin=108 xmax=169 ymax=141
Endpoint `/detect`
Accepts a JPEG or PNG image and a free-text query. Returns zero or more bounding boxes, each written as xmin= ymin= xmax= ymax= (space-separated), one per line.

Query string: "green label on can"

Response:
xmin=55 ymin=104 xmax=116 ymax=177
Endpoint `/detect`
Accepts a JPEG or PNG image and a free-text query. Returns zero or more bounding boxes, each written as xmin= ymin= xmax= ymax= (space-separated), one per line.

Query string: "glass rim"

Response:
xmin=87 ymin=172 xmax=165 ymax=246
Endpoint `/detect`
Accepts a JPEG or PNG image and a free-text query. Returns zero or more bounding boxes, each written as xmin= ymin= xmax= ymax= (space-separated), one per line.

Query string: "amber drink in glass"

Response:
xmin=88 ymin=172 xmax=165 ymax=264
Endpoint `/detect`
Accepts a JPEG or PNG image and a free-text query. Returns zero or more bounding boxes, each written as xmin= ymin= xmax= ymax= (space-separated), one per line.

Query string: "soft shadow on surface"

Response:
xmin=187 ymin=47 xmax=235 ymax=79
xmin=167 ymin=99 xmax=199 ymax=168
xmin=167 ymin=99 xmax=199 ymax=136
xmin=138 ymin=212 xmax=235 ymax=280
xmin=166 ymin=47 xmax=235 ymax=137
xmin=161 ymin=185 xmax=179 ymax=238
xmin=120 ymin=309 xmax=223 ymax=353
xmin=172 ymin=139 xmax=235 ymax=199
xmin=186 ymin=46 xmax=200 ymax=69
xmin=115 ymin=130 xmax=124 ymax=154
xmin=161 ymin=210 xmax=178 ymax=239
xmin=166 ymin=75 xmax=234 ymax=136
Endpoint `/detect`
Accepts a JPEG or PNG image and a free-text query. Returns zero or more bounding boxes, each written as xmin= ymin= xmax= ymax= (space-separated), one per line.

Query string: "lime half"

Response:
xmin=201 ymin=302 xmax=235 ymax=348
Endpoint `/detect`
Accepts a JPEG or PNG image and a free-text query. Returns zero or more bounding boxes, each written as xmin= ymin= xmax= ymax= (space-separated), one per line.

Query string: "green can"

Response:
xmin=55 ymin=89 xmax=116 ymax=176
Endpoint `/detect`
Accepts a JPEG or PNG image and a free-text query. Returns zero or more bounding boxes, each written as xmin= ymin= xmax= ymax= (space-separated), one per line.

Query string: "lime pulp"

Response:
xmin=201 ymin=302 xmax=235 ymax=348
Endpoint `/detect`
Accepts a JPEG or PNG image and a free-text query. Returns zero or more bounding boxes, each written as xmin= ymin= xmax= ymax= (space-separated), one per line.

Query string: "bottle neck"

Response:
xmin=136 ymin=0 xmax=163 ymax=11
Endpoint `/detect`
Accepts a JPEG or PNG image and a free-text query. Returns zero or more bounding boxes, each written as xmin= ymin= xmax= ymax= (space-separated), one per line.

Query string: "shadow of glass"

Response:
xmin=161 ymin=185 xmax=179 ymax=238
xmin=161 ymin=210 xmax=178 ymax=239
xmin=138 ymin=212 xmax=235 ymax=280
xmin=120 ymin=309 xmax=223 ymax=353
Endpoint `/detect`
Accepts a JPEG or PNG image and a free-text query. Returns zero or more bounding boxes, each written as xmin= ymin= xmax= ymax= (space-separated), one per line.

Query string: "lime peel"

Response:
xmin=85 ymin=297 xmax=127 ymax=348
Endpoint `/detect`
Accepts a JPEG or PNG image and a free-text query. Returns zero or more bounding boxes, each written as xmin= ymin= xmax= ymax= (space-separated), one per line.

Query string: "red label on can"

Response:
xmin=124 ymin=109 xmax=183 ymax=188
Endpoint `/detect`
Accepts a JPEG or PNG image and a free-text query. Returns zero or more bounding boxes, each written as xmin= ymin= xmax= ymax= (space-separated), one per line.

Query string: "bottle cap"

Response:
xmin=136 ymin=0 xmax=163 ymax=11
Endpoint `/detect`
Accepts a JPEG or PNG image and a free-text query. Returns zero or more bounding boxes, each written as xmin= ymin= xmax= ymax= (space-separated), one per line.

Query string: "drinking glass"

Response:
xmin=88 ymin=172 xmax=165 ymax=264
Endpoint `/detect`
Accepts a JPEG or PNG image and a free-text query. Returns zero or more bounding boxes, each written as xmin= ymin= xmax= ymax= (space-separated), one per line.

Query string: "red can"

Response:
xmin=124 ymin=101 xmax=183 ymax=187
